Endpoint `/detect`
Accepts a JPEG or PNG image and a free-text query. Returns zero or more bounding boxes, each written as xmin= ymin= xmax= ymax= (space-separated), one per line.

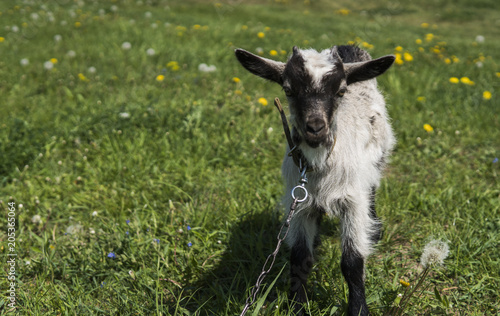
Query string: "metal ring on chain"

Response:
xmin=291 ymin=185 xmax=308 ymax=202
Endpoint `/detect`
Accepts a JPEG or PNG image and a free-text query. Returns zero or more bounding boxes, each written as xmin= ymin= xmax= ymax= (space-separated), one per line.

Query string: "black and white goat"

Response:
xmin=235 ymin=45 xmax=395 ymax=315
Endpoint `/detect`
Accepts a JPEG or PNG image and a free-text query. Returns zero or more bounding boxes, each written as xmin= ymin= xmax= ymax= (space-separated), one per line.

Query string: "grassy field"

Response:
xmin=1 ymin=0 xmax=499 ymax=315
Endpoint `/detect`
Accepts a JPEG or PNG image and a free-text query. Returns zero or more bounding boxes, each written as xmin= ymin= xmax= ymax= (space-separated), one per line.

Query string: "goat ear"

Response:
xmin=344 ymin=55 xmax=395 ymax=85
xmin=235 ymin=48 xmax=285 ymax=84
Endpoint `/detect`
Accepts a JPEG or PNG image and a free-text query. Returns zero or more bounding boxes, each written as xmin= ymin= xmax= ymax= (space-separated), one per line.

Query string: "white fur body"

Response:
xmin=283 ymin=70 xmax=395 ymax=259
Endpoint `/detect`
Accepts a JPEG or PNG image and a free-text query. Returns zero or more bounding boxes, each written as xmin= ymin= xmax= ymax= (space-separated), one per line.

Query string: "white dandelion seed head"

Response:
xmin=31 ymin=13 xmax=40 ymax=21
xmin=110 ymin=5 xmax=118 ymax=12
xmin=98 ymin=9 xmax=105 ymax=16
xmin=88 ymin=66 xmax=96 ymax=73
xmin=420 ymin=239 xmax=449 ymax=268
xmin=198 ymin=63 xmax=217 ymax=73
xmin=145 ymin=11 xmax=152 ymax=18
xmin=12 ymin=25 xmax=19 ymax=33
xmin=121 ymin=41 xmax=132 ymax=50
xmin=151 ymin=23 xmax=158 ymax=29
xmin=475 ymin=35 xmax=485 ymax=43
xmin=129 ymin=19 xmax=136 ymax=25
xmin=66 ymin=224 xmax=83 ymax=235
xmin=44 ymin=60 xmax=54 ymax=70
xmin=20 ymin=58 xmax=29 ymax=66
xmin=31 ymin=215 xmax=42 ymax=224
xmin=119 ymin=112 xmax=130 ymax=119
xmin=60 ymin=20 xmax=67 ymax=26
xmin=146 ymin=48 xmax=155 ymax=56
xmin=475 ymin=61 xmax=483 ymax=68
xmin=54 ymin=34 xmax=62 ymax=42
xmin=67 ymin=50 xmax=76 ymax=58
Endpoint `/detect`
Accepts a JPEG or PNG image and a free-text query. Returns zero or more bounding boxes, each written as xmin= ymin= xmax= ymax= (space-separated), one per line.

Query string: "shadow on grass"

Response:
xmin=167 ymin=208 xmax=348 ymax=315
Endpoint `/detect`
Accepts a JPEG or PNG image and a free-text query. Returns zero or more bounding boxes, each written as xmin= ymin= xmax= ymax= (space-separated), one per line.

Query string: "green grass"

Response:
xmin=0 ymin=0 xmax=499 ymax=315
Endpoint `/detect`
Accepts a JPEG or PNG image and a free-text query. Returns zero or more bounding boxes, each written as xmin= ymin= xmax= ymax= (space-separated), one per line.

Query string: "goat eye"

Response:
xmin=337 ymin=87 xmax=347 ymax=97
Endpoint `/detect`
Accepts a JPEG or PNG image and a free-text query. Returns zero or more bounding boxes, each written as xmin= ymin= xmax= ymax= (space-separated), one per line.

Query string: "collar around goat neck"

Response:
xmin=273 ymin=97 xmax=336 ymax=173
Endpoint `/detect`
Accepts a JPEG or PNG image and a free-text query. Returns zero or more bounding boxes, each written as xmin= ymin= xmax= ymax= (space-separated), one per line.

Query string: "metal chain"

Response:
xmin=240 ymin=163 xmax=309 ymax=316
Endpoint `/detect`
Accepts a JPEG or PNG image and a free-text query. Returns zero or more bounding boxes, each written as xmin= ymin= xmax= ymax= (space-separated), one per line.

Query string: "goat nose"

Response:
xmin=306 ymin=119 xmax=325 ymax=135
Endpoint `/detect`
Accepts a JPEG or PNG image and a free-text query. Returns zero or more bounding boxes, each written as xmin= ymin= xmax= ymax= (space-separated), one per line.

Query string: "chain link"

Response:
xmin=240 ymin=163 xmax=309 ymax=316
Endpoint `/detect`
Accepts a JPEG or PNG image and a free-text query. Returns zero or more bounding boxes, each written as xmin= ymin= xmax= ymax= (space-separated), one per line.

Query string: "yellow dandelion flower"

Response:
xmin=175 ymin=26 xmax=187 ymax=32
xmin=399 ymin=279 xmax=410 ymax=287
xmin=270 ymin=50 xmax=278 ymax=56
xmin=192 ymin=24 xmax=201 ymax=30
xmin=0 ymin=37 xmax=5 ymax=43
xmin=335 ymin=9 xmax=350 ymax=15
xmin=232 ymin=77 xmax=241 ymax=83
xmin=415 ymin=39 xmax=422 ymax=45
xmin=460 ymin=77 xmax=473 ymax=85
xmin=449 ymin=77 xmax=459 ymax=84
xmin=257 ymin=32 xmax=265 ymax=38
xmin=444 ymin=58 xmax=451 ymax=64
xmin=264 ymin=26 xmax=271 ymax=31
xmin=49 ymin=245 xmax=56 ymax=250
xmin=78 ymin=73 xmax=89 ymax=82
xmin=394 ymin=53 xmax=403 ymax=66
xmin=280 ymin=50 xmax=287 ymax=55
xmin=418 ymin=47 xmax=424 ymax=52
xmin=347 ymin=40 xmax=356 ymax=45
xmin=167 ymin=61 xmax=180 ymax=71
xmin=451 ymin=56 xmax=459 ymax=63
xmin=362 ymin=42 xmax=374 ymax=49
xmin=394 ymin=46 xmax=403 ymax=52
xmin=496 ymin=72 xmax=500 ymax=78
xmin=241 ymin=25 xmax=248 ymax=30
xmin=483 ymin=91 xmax=492 ymax=100
xmin=403 ymin=52 xmax=413 ymax=62
xmin=423 ymin=124 xmax=433 ymax=132
xmin=421 ymin=22 xmax=429 ymax=28
xmin=156 ymin=74 xmax=165 ymax=81
xmin=50 ymin=58 xmax=58 ymax=64
xmin=202 ymin=25 xmax=209 ymax=31
xmin=235 ymin=89 xmax=243 ymax=95
xmin=75 ymin=21 xmax=82 ymax=28
xmin=22 ymin=22 xmax=28 ymax=28
xmin=214 ymin=3 xmax=222 ymax=8
xmin=417 ymin=96 xmax=426 ymax=102
xmin=425 ymin=33 xmax=434 ymax=42
xmin=258 ymin=97 xmax=268 ymax=106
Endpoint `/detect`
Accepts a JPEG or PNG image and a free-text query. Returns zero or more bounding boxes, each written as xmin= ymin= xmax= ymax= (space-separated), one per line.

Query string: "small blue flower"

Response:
xmin=126 ymin=219 xmax=130 ymax=225
xmin=107 ymin=252 xmax=116 ymax=259
xmin=101 ymin=282 xmax=106 ymax=288
xmin=493 ymin=157 xmax=499 ymax=163
xmin=187 ymin=242 xmax=192 ymax=247
xmin=126 ymin=231 xmax=129 ymax=235
xmin=153 ymin=238 xmax=160 ymax=244
xmin=187 ymin=225 xmax=191 ymax=231
xmin=147 ymin=228 xmax=150 ymax=232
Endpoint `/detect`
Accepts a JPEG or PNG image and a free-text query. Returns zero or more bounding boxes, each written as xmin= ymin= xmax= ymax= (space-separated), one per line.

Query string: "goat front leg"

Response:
xmin=340 ymin=195 xmax=380 ymax=316
xmin=287 ymin=211 xmax=321 ymax=315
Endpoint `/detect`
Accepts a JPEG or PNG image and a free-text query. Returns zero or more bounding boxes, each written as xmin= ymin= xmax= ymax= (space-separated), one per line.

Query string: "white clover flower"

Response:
xmin=19 ymin=204 xmax=23 ymax=209
xmin=67 ymin=50 xmax=76 ymax=58
xmin=475 ymin=35 xmax=485 ymax=43
xmin=31 ymin=215 xmax=42 ymax=224
xmin=420 ymin=239 xmax=449 ymax=268
xmin=54 ymin=34 xmax=62 ymax=42
xmin=25 ymin=260 xmax=31 ymax=265
xmin=43 ymin=61 xmax=54 ymax=70
xmin=11 ymin=25 xmax=19 ymax=33
xmin=92 ymin=211 xmax=98 ymax=216
xmin=255 ymin=47 xmax=264 ymax=55
xmin=88 ymin=66 xmax=96 ymax=73
xmin=31 ymin=13 xmax=40 ymax=21
xmin=146 ymin=48 xmax=155 ymax=56
xmin=89 ymin=228 xmax=95 ymax=234
xmin=119 ymin=112 xmax=130 ymax=119
xmin=20 ymin=58 xmax=29 ymax=66
xmin=121 ymin=41 xmax=132 ymax=50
